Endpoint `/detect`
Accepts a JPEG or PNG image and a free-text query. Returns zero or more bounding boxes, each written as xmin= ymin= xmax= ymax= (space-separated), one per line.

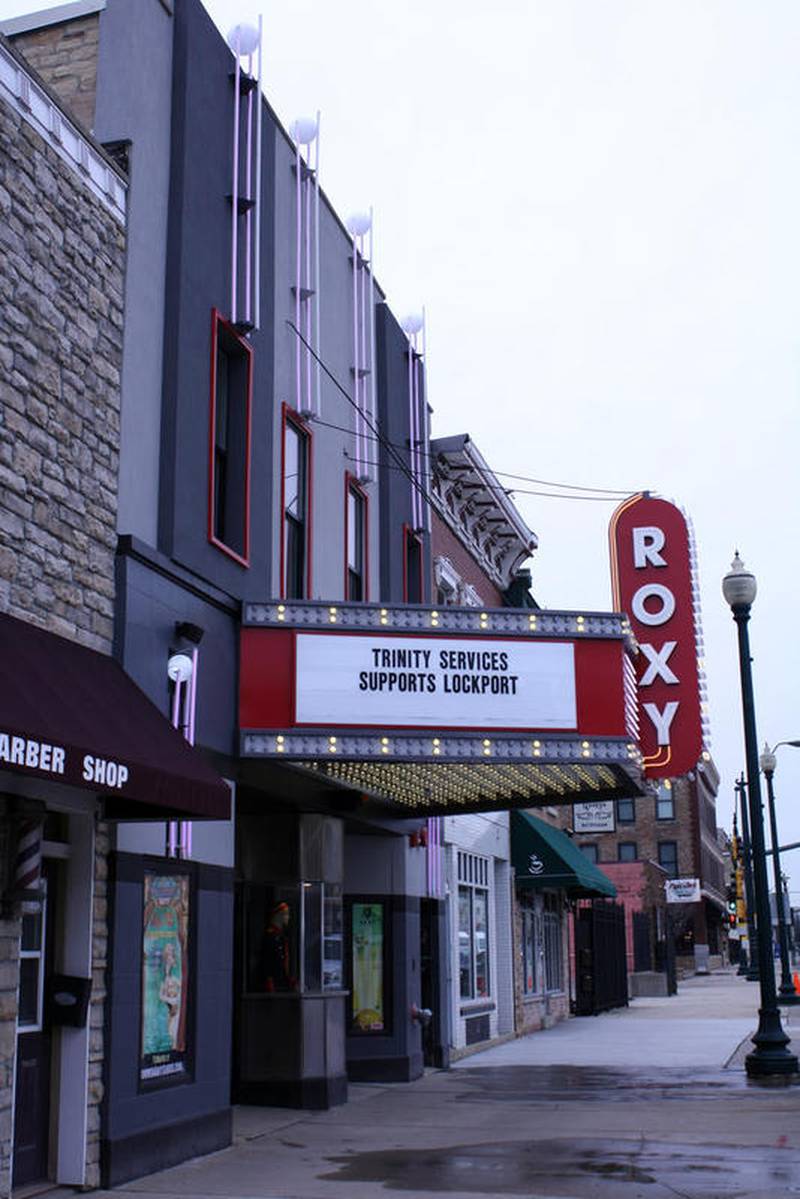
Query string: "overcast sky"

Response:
xmin=7 ymin=0 xmax=800 ymax=890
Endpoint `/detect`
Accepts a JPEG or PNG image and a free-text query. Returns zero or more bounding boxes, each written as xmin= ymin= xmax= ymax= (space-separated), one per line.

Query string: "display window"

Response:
xmin=241 ymin=882 xmax=343 ymax=994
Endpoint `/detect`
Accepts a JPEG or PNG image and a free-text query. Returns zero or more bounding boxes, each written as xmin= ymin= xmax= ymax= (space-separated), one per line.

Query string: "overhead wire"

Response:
xmin=287 ymin=319 xmax=640 ymax=508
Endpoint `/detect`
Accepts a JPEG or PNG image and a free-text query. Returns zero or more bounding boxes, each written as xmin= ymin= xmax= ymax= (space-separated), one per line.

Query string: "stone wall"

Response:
xmin=0 ymin=79 xmax=124 ymax=1194
xmin=9 ymin=14 xmax=100 ymax=133
xmin=0 ymin=94 xmax=124 ymax=652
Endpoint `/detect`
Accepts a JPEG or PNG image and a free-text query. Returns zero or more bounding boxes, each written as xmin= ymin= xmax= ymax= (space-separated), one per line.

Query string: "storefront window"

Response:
xmin=457 ymin=851 xmax=491 ymax=1002
xmin=543 ymin=893 xmax=563 ymax=992
xmin=244 ymin=882 xmax=342 ymax=994
xmin=520 ymin=893 xmax=538 ymax=995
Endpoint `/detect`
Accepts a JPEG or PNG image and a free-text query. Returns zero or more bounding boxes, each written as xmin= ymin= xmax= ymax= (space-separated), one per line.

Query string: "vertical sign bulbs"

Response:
xmin=610 ymin=494 xmax=705 ymax=778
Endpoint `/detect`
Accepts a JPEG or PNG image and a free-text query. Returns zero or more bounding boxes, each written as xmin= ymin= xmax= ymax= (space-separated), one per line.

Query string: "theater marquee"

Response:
xmin=238 ymin=602 xmax=645 ymax=814
xmin=295 ymin=634 xmax=576 ymax=729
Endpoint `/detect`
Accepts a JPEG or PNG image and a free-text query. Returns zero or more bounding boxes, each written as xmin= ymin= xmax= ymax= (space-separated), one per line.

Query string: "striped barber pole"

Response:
xmin=14 ymin=817 xmax=43 ymax=895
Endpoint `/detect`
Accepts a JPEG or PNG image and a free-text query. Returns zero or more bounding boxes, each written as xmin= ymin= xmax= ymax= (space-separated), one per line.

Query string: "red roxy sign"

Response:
xmin=609 ymin=494 xmax=704 ymax=779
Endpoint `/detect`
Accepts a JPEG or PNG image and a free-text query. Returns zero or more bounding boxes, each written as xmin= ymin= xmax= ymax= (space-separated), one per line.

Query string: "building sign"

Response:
xmin=294 ymin=634 xmax=576 ymax=729
xmin=351 ymin=902 xmax=385 ymax=1033
xmin=141 ymin=873 xmax=190 ymax=1083
xmin=665 ymin=877 xmax=701 ymax=904
xmin=609 ymin=494 xmax=704 ymax=778
xmin=573 ymin=800 xmax=616 ymax=833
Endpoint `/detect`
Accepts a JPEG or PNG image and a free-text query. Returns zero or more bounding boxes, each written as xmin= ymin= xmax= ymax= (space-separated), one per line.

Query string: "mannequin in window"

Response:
xmin=259 ymin=901 xmax=297 ymax=992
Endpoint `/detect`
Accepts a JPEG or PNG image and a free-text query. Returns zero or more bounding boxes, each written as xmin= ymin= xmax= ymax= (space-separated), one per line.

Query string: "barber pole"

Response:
xmin=14 ymin=817 xmax=43 ymax=900
xmin=610 ymin=493 xmax=707 ymax=778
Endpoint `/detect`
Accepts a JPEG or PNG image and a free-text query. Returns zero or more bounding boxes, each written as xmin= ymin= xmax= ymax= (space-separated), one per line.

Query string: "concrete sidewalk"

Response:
xmin=90 ymin=969 xmax=800 ymax=1199
xmin=452 ymin=968 xmax=790 ymax=1070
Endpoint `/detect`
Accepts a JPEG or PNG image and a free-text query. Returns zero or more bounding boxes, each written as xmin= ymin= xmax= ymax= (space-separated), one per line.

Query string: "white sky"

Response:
xmin=6 ymin=0 xmax=800 ymax=891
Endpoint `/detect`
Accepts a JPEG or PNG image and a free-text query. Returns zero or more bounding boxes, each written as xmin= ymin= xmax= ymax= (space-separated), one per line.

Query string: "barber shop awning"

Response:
xmin=0 ymin=613 xmax=230 ymax=819
xmin=511 ymin=809 xmax=617 ymax=897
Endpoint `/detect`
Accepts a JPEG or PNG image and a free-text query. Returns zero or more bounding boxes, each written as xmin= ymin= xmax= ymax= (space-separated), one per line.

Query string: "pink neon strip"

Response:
xmin=305 ymin=174 xmax=312 ymax=412
xmin=244 ymin=66 xmax=253 ymax=326
xmin=296 ymin=143 xmax=302 ymax=411
xmin=360 ymin=244 xmax=368 ymax=474
xmin=231 ymin=50 xmax=241 ymax=323
xmin=352 ymin=239 xmax=361 ymax=476
xmin=187 ymin=647 xmax=199 ymax=746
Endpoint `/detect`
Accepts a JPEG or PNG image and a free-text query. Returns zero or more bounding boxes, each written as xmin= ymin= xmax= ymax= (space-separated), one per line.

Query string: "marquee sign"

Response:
xmin=609 ymin=494 xmax=705 ymax=779
xmin=295 ymin=634 xmax=576 ymax=729
xmin=239 ymin=608 xmax=637 ymax=740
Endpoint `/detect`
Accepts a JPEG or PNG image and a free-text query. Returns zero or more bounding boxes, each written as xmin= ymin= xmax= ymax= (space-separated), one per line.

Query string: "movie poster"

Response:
xmin=351 ymin=902 xmax=385 ymax=1033
xmin=140 ymin=872 xmax=190 ymax=1082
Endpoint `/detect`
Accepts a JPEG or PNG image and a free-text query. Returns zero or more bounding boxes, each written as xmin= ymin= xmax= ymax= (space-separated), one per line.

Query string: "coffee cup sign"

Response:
xmin=610 ymin=494 xmax=704 ymax=779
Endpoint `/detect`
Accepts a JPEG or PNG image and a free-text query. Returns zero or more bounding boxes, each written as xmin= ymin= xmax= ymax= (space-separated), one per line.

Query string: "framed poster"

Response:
xmin=348 ymin=899 xmax=389 ymax=1034
xmin=140 ymin=871 xmax=191 ymax=1084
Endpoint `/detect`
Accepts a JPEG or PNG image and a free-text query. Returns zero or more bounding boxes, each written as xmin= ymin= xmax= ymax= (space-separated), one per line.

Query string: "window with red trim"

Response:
xmin=209 ymin=311 xmax=251 ymax=565
xmin=283 ymin=412 xmax=310 ymax=598
xmin=346 ymin=477 xmax=368 ymax=601
xmin=404 ymin=525 xmax=423 ymax=603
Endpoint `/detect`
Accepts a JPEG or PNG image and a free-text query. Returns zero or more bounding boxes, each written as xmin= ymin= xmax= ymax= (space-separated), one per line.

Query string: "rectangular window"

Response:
xmin=457 ymin=852 xmax=490 ymax=1000
xmin=658 ymin=841 xmax=679 ymax=879
xmin=345 ymin=476 xmax=368 ymax=601
xmin=618 ymin=842 xmax=637 ymax=863
xmin=209 ymin=310 xmax=252 ymax=565
xmin=543 ymin=893 xmax=563 ymax=992
xmin=656 ymin=781 xmax=675 ymax=820
xmin=579 ymin=843 xmax=599 ymax=863
xmin=18 ymin=897 xmax=47 ymax=1031
xmin=243 ymin=882 xmax=342 ymax=995
xmin=616 ymin=798 xmax=635 ymax=824
xmin=404 ymin=525 xmax=423 ymax=603
xmin=520 ymin=893 xmax=538 ymax=995
xmin=283 ymin=410 xmax=311 ymax=598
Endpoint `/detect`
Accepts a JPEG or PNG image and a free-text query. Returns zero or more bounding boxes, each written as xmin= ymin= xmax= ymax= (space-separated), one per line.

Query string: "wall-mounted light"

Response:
xmin=291 ymin=115 xmax=319 ymax=145
xmin=167 ymin=653 xmax=193 ymax=684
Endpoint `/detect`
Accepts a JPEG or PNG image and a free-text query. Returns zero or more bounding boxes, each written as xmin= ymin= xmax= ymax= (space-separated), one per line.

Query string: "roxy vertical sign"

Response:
xmin=609 ymin=494 xmax=704 ymax=778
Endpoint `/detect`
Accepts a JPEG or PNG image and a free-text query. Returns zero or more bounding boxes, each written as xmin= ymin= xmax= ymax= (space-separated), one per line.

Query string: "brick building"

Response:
xmin=567 ymin=757 xmax=727 ymax=973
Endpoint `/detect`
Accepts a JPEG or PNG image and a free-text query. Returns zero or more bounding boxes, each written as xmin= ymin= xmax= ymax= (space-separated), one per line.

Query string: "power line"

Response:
xmin=342 ymin=452 xmax=628 ymax=503
xmin=288 ymin=320 xmax=641 ymax=509
xmin=307 ymin=405 xmax=636 ymax=499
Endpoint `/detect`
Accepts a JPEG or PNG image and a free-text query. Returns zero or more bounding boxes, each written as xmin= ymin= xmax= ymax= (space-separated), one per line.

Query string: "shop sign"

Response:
xmin=610 ymin=494 xmax=704 ymax=778
xmin=140 ymin=873 xmax=190 ymax=1083
xmin=295 ymin=634 xmax=576 ymax=729
xmin=573 ymin=800 xmax=616 ymax=833
xmin=0 ymin=729 xmax=130 ymax=788
xmin=665 ymin=877 xmax=701 ymax=904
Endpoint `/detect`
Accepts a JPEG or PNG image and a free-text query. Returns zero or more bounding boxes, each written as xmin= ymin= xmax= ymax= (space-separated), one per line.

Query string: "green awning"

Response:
xmin=511 ymin=810 xmax=617 ymax=898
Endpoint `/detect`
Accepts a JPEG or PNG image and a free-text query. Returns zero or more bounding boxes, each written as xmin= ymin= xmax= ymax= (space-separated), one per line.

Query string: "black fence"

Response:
xmin=574 ymin=900 xmax=628 ymax=1016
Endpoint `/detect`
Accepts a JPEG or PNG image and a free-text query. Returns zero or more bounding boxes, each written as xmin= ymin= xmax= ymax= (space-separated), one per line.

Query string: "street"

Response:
xmin=90 ymin=969 xmax=799 ymax=1199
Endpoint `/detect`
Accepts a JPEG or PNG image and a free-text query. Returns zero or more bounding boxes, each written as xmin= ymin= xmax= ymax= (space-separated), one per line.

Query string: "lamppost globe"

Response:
xmin=760 ymin=743 xmax=777 ymax=776
xmin=722 ymin=552 xmax=757 ymax=609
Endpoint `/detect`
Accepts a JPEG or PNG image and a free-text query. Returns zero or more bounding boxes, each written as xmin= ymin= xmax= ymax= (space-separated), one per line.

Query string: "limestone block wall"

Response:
xmin=8 ymin=13 xmax=100 ymax=132
xmin=0 ymin=68 xmax=125 ymax=1194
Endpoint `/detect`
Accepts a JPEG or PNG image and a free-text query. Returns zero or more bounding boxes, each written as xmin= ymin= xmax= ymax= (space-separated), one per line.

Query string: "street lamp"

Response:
xmin=735 ymin=774 xmax=759 ymax=981
xmin=722 ymin=553 xmax=798 ymax=1078
xmin=759 ymin=740 xmax=800 ymax=1005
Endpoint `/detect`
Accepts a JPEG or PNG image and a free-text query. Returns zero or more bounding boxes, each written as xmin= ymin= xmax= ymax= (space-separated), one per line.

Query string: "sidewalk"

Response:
xmin=452 ymin=968 xmax=787 ymax=1070
xmin=90 ymin=969 xmax=800 ymax=1199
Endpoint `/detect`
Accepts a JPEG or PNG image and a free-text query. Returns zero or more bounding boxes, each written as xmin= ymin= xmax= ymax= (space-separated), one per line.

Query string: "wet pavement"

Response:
xmin=92 ymin=970 xmax=800 ymax=1199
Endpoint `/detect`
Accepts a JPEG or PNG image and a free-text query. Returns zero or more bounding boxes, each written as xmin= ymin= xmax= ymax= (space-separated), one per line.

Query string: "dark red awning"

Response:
xmin=0 ymin=613 xmax=229 ymax=819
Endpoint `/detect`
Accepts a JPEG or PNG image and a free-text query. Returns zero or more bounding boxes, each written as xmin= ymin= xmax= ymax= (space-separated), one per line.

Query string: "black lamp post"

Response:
xmin=759 ymin=741 xmax=800 ymax=1005
xmin=722 ymin=553 xmax=798 ymax=1079
xmin=736 ymin=774 xmax=760 ymax=981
